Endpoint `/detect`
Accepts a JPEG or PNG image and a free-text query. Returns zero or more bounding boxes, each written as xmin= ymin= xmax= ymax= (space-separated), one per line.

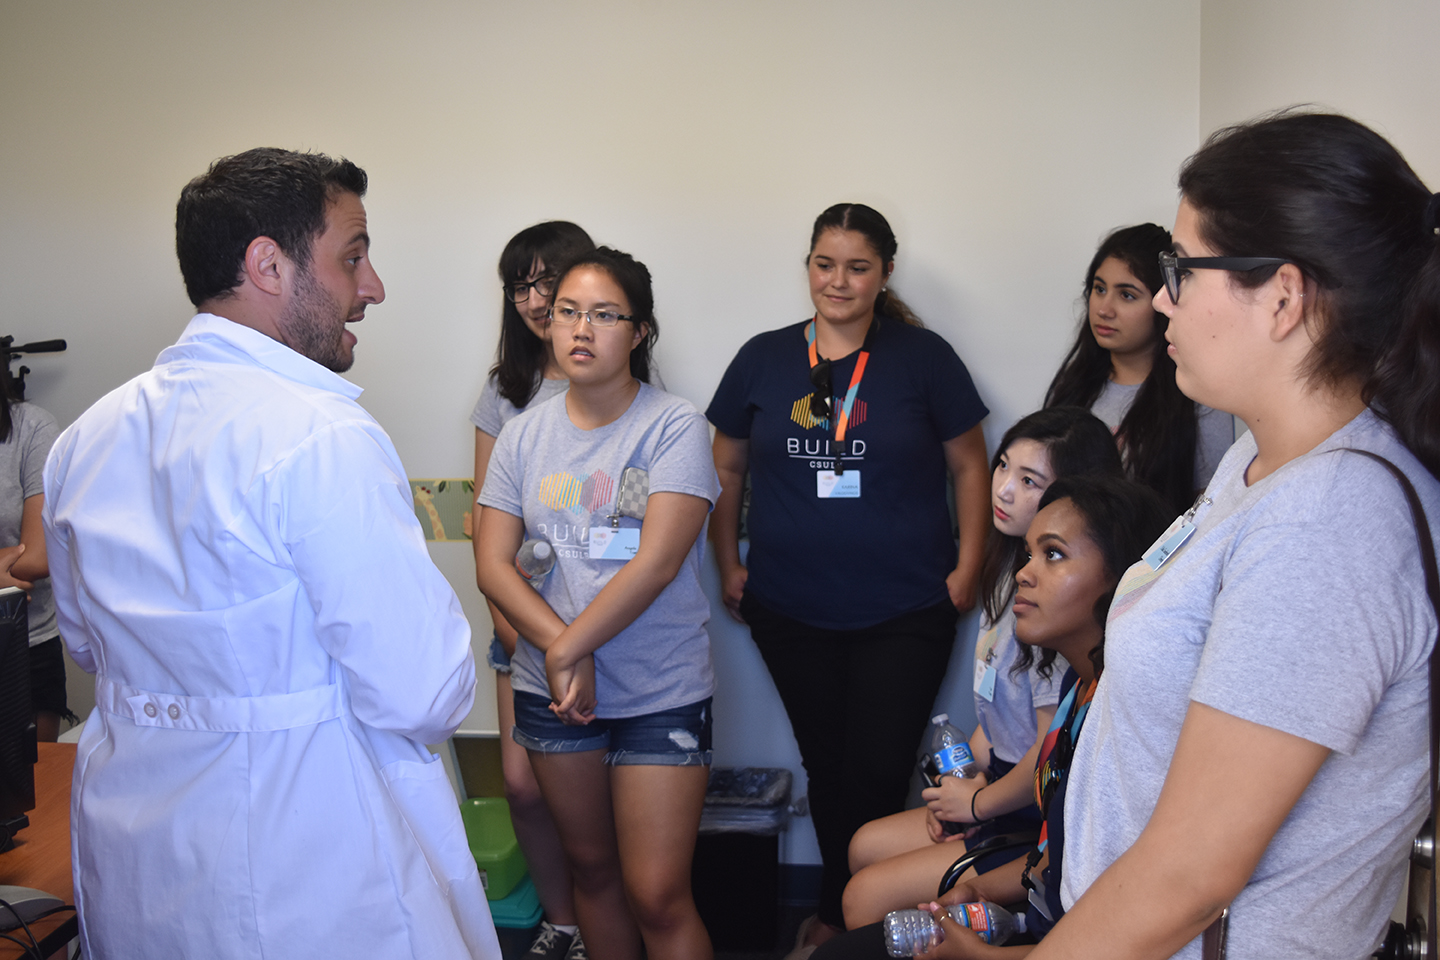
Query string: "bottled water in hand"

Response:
xmin=882 ymin=903 xmax=1024 ymax=956
xmin=928 ymin=713 xmax=981 ymax=780
xmin=515 ymin=539 xmax=555 ymax=588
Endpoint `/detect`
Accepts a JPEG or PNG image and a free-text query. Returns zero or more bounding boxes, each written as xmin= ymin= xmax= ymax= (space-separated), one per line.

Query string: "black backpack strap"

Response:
xmin=1343 ymin=450 xmax=1438 ymax=960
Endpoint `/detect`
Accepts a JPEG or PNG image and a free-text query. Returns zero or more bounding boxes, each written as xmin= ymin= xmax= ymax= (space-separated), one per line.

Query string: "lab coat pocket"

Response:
xmin=381 ymin=754 xmax=500 ymax=960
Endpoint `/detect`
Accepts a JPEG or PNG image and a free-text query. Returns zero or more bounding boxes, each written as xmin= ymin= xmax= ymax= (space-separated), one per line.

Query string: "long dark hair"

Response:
xmin=491 ymin=221 xmax=595 ymax=407
xmin=980 ymin=407 xmax=1125 ymax=635
xmin=1017 ymin=475 xmax=1170 ymax=677
xmin=550 ymin=247 xmax=657 ymax=384
xmin=808 ymin=203 xmax=924 ymax=328
xmin=1044 ymin=223 xmax=1200 ymax=513
xmin=1178 ymin=110 xmax=1440 ymax=478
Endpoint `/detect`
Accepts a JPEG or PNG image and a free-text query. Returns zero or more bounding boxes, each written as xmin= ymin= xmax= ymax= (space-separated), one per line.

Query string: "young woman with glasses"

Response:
xmin=1043 ymin=224 xmax=1235 ymax=514
xmin=477 ymin=247 xmax=719 ymax=960
xmin=841 ymin=407 xmax=1123 ymax=929
xmin=1027 ymin=112 xmax=1440 ymax=960
xmin=471 ymin=220 xmax=593 ymax=960
xmin=707 ymin=203 xmax=992 ymax=954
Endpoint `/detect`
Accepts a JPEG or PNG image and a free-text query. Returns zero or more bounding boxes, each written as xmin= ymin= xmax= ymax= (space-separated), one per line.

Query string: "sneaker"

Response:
xmin=526 ymin=921 xmax=576 ymax=960
xmin=563 ymin=931 xmax=587 ymax=960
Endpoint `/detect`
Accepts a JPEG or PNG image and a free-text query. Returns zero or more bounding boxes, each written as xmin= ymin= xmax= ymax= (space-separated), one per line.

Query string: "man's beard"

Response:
xmin=279 ymin=266 xmax=353 ymax=373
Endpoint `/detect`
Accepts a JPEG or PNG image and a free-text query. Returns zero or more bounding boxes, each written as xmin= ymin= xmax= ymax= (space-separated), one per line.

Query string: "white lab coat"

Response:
xmin=42 ymin=314 xmax=498 ymax=960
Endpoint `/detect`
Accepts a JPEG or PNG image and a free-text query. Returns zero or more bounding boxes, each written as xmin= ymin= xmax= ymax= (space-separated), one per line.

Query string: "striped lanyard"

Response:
xmin=1031 ymin=675 xmax=1098 ymax=855
xmin=805 ymin=319 xmax=872 ymax=465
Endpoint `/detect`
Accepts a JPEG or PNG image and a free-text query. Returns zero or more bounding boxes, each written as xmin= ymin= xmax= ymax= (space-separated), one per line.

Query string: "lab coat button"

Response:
xmin=144 ymin=702 xmax=158 ymax=717
xmin=168 ymin=704 xmax=181 ymax=720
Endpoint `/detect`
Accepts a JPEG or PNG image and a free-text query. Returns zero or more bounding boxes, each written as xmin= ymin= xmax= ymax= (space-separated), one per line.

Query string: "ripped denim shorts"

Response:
xmin=510 ymin=690 xmax=713 ymax=766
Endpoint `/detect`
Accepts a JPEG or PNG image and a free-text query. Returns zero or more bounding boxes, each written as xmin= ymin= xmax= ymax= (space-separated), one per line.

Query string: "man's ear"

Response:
xmin=243 ymin=236 xmax=284 ymax=297
xmin=1268 ymin=262 xmax=1309 ymax=343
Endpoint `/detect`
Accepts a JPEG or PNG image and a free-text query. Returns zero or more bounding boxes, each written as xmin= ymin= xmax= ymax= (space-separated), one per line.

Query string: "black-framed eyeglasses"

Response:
xmin=809 ymin=359 xmax=832 ymax=420
xmin=506 ymin=276 xmax=557 ymax=303
xmin=1158 ymin=252 xmax=1293 ymax=305
xmin=549 ymin=305 xmax=635 ymax=328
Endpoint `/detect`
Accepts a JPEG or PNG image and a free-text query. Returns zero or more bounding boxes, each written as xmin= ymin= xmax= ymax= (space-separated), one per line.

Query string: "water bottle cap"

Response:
xmin=931 ymin=713 xmax=948 ymax=724
xmin=534 ymin=541 xmax=552 ymax=559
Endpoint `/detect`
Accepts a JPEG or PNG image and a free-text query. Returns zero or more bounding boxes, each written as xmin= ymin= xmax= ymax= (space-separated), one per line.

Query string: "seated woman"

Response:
xmin=813 ymin=476 xmax=1169 ymax=960
xmin=842 ymin=408 xmax=1123 ymax=928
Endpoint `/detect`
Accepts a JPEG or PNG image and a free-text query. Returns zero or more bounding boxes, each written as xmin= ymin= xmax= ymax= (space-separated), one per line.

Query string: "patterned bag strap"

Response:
xmin=1204 ymin=448 xmax=1439 ymax=960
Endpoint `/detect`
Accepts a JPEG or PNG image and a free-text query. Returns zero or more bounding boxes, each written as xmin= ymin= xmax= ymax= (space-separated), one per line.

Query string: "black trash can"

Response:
xmin=691 ymin=767 xmax=793 ymax=951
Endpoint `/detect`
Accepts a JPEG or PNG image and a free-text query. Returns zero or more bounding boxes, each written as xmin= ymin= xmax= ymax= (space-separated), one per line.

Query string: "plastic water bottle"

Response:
xmin=928 ymin=713 xmax=980 ymax=779
xmin=881 ymin=903 xmax=1025 ymax=956
xmin=515 ymin=539 xmax=555 ymax=588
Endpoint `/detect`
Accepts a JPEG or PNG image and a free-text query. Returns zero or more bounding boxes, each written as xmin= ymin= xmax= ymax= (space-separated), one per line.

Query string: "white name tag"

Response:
xmin=816 ymin=470 xmax=861 ymax=498
xmin=1142 ymin=515 xmax=1196 ymax=570
xmin=588 ymin=526 xmax=640 ymax=560
xmin=974 ymin=659 xmax=997 ymax=702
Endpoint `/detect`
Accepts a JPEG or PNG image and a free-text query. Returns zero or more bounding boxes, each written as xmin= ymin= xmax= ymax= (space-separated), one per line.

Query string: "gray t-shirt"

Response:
xmin=973 ymin=606 xmax=1065 ymax=763
xmin=470 ymin=374 xmax=569 ymax=438
xmin=1090 ymin=379 xmax=1235 ymax=490
xmin=1062 ymin=409 xmax=1436 ymax=959
xmin=479 ymin=383 xmax=721 ymax=717
xmin=1 ymin=402 xmax=59 ymax=646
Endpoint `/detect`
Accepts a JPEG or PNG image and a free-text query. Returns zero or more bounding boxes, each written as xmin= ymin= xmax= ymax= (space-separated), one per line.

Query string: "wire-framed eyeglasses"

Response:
xmin=549 ymin=305 xmax=635 ymax=328
xmin=1158 ymin=252 xmax=1293 ymax=305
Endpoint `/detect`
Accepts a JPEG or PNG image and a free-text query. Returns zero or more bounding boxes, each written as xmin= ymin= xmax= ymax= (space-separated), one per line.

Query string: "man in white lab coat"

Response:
xmin=42 ymin=148 xmax=499 ymax=960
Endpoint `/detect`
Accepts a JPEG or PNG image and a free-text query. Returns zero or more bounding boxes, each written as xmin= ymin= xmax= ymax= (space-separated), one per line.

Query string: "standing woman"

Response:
xmin=477 ymin=247 xmax=719 ymax=960
xmin=0 ymin=384 xmax=70 ymax=741
xmin=1044 ymin=224 xmax=1234 ymax=513
xmin=472 ymin=220 xmax=594 ymax=960
xmin=1032 ymin=112 xmax=1440 ymax=960
xmin=707 ymin=203 xmax=992 ymax=950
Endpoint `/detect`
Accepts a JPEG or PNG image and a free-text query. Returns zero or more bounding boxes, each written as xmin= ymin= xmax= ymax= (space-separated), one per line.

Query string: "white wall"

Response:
xmin=1201 ymin=0 xmax=1439 ymax=184
xmin=3 ymin=0 xmax=1207 ymax=865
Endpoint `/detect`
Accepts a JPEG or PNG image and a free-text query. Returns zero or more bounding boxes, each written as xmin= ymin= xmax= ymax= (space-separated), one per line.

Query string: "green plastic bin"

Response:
xmin=460 ymin=797 xmax=528 ymax=900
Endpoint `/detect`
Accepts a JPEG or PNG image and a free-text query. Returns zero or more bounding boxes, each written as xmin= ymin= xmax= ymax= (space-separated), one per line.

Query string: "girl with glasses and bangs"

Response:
xmin=1029 ymin=112 xmax=1440 ymax=960
xmin=841 ymin=408 xmax=1122 ymax=929
xmin=707 ymin=203 xmax=992 ymax=954
xmin=1044 ymin=224 xmax=1235 ymax=514
xmin=477 ymin=247 xmax=719 ymax=960
xmin=471 ymin=220 xmax=594 ymax=960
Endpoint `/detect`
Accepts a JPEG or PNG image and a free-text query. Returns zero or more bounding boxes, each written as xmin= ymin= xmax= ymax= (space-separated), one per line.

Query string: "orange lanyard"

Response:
xmin=805 ymin=319 xmax=872 ymax=452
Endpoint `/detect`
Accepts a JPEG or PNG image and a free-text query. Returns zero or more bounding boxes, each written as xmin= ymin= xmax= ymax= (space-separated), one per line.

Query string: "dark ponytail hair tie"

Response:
xmin=1426 ymin=192 xmax=1440 ymax=234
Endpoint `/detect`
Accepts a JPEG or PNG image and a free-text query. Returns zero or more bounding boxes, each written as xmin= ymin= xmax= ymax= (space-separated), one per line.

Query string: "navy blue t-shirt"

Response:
xmin=706 ymin=317 xmax=987 ymax=629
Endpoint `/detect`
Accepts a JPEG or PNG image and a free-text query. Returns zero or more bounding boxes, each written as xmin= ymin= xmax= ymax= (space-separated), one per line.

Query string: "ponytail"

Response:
xmin=1368 ymin=204 xmax=1440 ymax=477
xmin=875 ymin=288 xmax=925 ymax=328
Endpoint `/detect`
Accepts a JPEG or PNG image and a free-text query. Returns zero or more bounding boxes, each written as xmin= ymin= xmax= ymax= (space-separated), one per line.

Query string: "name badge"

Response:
xmin=589 ymin=526 xmax=640 ymax=560
xmin=817 ymin=470 xmax=861 ymax=498
xmin=974 ymin=659 xmax=997 ymax=702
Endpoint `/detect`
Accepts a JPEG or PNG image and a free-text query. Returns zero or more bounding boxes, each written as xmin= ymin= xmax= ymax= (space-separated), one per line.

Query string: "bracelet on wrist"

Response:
xmin=970 ymin=785 xmax=987 ymax=823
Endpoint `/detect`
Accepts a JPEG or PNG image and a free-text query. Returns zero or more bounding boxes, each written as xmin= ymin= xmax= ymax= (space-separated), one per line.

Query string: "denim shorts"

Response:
xmin=486 ymin=635 xmax=512 ymax=675
xmin=511 ymin=690 xmax=713 ymax=766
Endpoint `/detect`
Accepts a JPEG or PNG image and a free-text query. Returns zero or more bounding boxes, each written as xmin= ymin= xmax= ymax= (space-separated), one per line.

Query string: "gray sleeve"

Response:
xmin=1194 ymin=405 xmax=1237 ymax=490
xmin=645 ymin=406 xmax=721 ymax=506
xmin=1191 ymin=499 xmax=1426 ymax=755
xmin=21 ymin=405 xmax=60 ymax=499
xmin=469 ymin=377 xmax=514 ymax=437
xmin=476 ymin=419 xmax=525 ymax=517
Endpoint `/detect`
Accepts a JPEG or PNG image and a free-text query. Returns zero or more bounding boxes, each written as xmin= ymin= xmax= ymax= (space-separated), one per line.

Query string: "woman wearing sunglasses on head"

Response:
xmin=706 ymin=203 xmax=992 ymax=954
xmin=1027 ymin=112 xmax=1440 ymax=960
xmin=1044 ymin=223 xmax=1234 ymax=514
xmin=471 ymin=221 xmax=595 ymax=960
xmin=477 ymin=247 xmax=719 ymax=960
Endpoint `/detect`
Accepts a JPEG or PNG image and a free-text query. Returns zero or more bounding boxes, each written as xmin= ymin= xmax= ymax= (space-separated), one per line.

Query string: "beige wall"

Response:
xmin=7 ymin=0 xmax=1435 ymax=864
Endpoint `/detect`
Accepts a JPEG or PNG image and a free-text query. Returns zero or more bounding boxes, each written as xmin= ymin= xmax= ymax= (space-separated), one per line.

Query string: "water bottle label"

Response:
xmin=934 ymin=743 xmax=974 ymax=776
xmin=957 ymin=902 xmax=993 ymax=941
